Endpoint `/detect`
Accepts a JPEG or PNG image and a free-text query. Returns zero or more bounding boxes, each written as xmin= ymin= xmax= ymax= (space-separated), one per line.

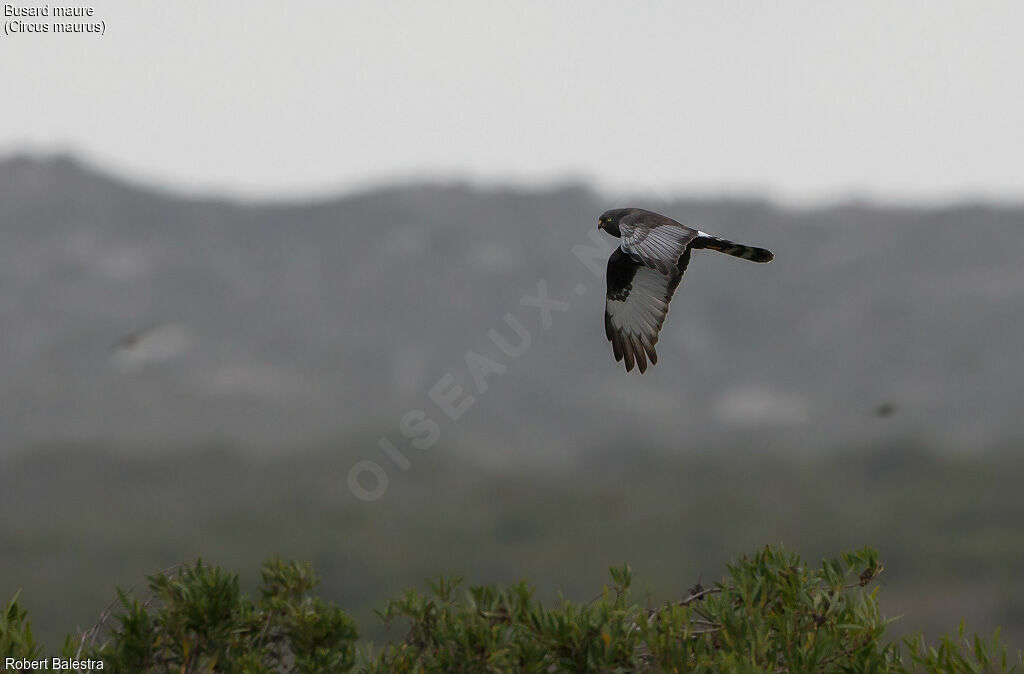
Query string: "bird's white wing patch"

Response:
xmin=619 ymin=223 xmax=694 ymax=274
xmin=604 ymin=252 xmax=687 ymax=373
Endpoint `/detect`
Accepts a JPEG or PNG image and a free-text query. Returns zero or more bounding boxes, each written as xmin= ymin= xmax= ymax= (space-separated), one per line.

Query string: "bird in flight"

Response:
xmin=598 ymin=208 xmax=774 ymax=373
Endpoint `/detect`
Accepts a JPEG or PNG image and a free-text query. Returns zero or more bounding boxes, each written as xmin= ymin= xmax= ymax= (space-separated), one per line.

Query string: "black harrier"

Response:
xmin=598 ymin=208 xmax=773 ymax=373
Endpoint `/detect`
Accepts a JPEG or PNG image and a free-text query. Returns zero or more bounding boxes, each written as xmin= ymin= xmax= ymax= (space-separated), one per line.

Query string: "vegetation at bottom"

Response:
xmin=6 ymin=445 xmax=1024 ymax=650
xmin=3 ymin=545 xmax=1022 ymax=672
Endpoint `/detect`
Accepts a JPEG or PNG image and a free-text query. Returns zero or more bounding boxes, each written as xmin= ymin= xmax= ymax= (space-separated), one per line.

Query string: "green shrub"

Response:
xmin=367 ymin=545 xmax=1020 ymax=672
xmin=1 ymin=591 xmax=40 ymax=660
xmin=3 ymin=546 xmax=1021 ymax=672
xmin=65 ymin=559 xmax=357 ymax=672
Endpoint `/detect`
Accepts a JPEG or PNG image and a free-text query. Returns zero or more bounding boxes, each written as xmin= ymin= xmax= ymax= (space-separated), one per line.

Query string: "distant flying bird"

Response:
xmin=111 ymin=325 xmax=159 ymax=353
xmin=598 ymin=208 xmax=774 ymax=373
xmin=874 ymin=402 xmax=897 ymax=418
xmin=109 ymin=323 xmax=193 ymax=371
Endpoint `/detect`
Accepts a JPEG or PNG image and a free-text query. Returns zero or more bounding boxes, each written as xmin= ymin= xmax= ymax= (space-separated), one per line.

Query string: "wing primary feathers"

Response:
xmin=632 ymin=335 xmax=648 ymax=373
xmin=603 ymin=248 xmax=686 ymax=374
xmin=621 ymin=334 xmax=636 ymax=371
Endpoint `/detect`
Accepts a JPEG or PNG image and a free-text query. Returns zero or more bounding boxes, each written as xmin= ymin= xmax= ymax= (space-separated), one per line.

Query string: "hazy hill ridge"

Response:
xmin=2 ymin=155 xmax=1023 ymax=459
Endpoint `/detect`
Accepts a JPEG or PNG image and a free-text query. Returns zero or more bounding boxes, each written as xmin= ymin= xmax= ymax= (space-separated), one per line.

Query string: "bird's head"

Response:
xmin=597 ymin=208 xmax=631 ymax=236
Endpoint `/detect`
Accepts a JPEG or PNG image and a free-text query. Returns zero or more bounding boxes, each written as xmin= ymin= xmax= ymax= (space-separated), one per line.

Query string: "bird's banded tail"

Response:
xmin=692 ymin=235 xmax=774 ymax=263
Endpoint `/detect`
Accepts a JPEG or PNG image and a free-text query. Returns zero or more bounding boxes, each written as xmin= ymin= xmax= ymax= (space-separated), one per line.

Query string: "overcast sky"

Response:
xmin=4 ymin=1 xmax=1023 ymax=203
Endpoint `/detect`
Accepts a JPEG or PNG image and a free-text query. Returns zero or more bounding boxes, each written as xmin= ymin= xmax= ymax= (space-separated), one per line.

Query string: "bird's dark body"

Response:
xmin=597 ymin=207 xmax=773 ymax=373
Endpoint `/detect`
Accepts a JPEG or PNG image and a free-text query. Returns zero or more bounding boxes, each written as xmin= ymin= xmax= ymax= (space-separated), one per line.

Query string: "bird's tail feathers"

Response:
xmin=692 ymin=235 xmax=774 ymax=263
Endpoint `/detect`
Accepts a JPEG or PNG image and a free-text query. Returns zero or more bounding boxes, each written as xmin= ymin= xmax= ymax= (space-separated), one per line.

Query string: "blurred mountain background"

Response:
xmin=1 ymin=154 xmax=1023 ymax=649
xmin=3 ymin=154 xmax=1023 ymax=456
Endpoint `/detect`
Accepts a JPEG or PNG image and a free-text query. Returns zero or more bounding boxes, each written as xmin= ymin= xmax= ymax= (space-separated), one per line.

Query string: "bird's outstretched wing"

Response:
xmin=604 ymin=247 xmax=690 ymax=373
xmin=618 ymin=211 xmax=698 ymax=274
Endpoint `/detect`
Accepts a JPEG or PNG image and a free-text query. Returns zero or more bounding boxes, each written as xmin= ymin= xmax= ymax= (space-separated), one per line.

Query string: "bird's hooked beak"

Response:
xmin=597 ymin=220 xmax=605 ymax=231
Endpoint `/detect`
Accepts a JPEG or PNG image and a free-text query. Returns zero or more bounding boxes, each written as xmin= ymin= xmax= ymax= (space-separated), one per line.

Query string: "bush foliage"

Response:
xmin=40 ymin=559 xmax=356 ymax=672
xmin=2 ymin=546 xmax=1021 ymax=672
xmin=2 ymin=592 xmax=40 ymax=660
